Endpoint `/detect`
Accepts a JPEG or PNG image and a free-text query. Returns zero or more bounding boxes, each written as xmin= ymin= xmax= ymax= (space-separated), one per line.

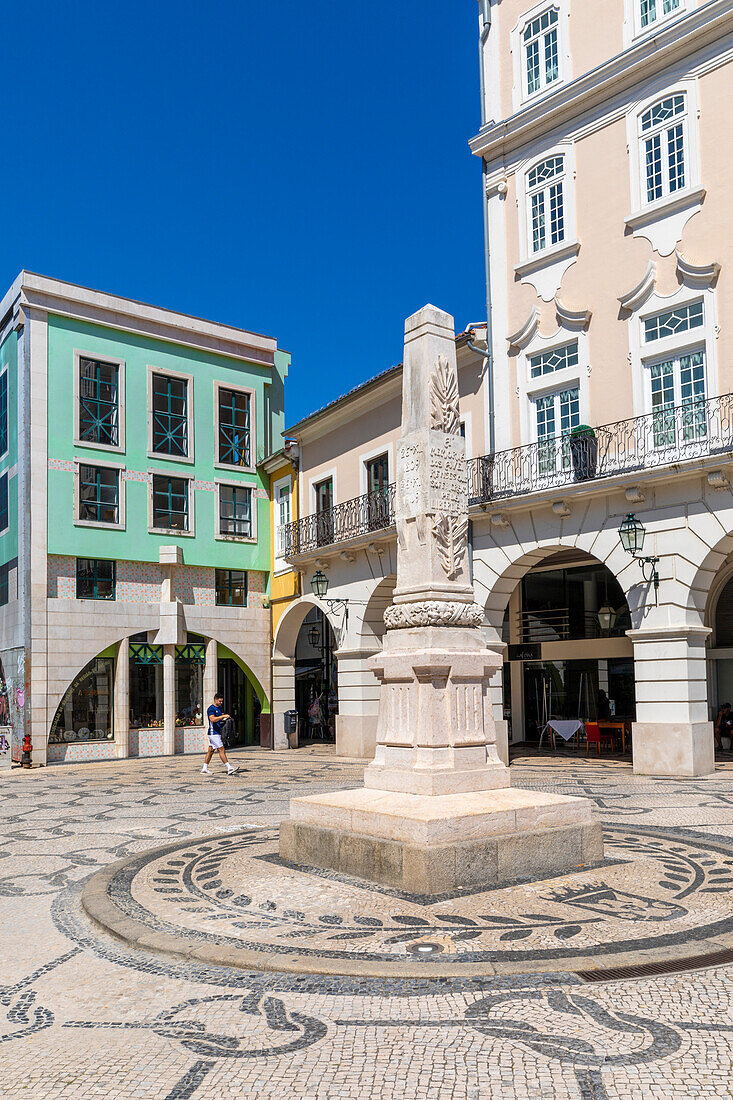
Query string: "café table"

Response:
xmin=598 ymin=719 xmax=629 ymax=753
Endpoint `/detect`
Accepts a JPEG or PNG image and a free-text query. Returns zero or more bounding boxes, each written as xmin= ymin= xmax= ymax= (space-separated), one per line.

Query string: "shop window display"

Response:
xmin=129 ymin=639 xmax=164 ymax=729
xmin=175 ymin=637 xmax=205 ymax=726
xmin=49 ymin=656 xmax=115 ymax=743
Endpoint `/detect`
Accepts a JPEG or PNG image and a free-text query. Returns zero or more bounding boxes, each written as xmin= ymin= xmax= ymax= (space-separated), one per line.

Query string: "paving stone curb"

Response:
xmin=81 ymin=828 xmax=733 ymax=980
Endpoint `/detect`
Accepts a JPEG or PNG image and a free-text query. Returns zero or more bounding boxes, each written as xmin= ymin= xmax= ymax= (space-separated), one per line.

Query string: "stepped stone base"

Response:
xmin=279 ymin=787 xmax=604 ymax=895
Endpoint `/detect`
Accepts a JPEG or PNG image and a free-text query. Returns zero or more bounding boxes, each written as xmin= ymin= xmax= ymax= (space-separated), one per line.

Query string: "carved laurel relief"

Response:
xmin=433 ymin=515 xmax=468 ymax=579
xmin=430 ymin=355 xmax=460 ymax=434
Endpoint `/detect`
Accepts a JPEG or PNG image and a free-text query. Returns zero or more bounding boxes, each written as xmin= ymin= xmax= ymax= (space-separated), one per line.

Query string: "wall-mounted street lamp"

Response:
xmin=307 ymin=624 xmax=321 ymax=648
xmin=618 ymin=513 xmax=660 ymax=605
xmin=597 ymin=604 xmax=617 ymax=633
xmin=310 ymin=570 xmax=349 ymax=626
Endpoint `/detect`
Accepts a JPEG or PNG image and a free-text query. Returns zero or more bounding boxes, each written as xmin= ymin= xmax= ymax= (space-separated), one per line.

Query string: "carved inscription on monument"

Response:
xmin=398 ymin=433 xmax=467 ymax=519
xmin=429 ymin=436 xmax=467 ymax=516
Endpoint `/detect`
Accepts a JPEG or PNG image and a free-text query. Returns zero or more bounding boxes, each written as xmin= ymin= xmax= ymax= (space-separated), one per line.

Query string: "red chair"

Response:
xmin=584 ymin=721 xmax=615 ymax=756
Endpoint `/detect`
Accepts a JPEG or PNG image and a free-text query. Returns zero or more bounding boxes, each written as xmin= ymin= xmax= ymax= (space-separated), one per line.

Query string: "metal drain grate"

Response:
xmin=576 ymin=947 xmax=733 ymax=983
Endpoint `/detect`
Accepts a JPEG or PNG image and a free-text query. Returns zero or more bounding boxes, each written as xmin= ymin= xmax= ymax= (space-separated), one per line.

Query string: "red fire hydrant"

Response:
xmin=21 ymin=733 xmax=32 ymax=769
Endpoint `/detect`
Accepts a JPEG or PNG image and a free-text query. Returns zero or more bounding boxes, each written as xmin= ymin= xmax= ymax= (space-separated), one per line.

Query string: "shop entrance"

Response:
xmin=217 ymin=658 xmax=258 ymax=747
xmin=502 ymin=550 xmax=636 ymax=753
xmin=294 ymin=608 xmax=338 ymax=742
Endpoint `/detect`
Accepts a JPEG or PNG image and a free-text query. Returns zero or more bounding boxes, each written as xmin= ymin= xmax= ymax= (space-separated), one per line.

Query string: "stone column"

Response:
xmin=629 ymin=626 xmax=714 ymax=777
xmin=114 ymin=637 xmax=130 ymax=759
xmin=163 ymin=644 xmax=176 ymax=756
xmin=363 ymin=304 xmax=508 ymax=796
xmin=272 ymin=656 xmax=296 ymax=749
xmin=204 ymin=636 xmax=218 ymax=703
xmin=334 ymin=647 xmax=380 ymax=759
xmin=486 ymin=641 xmax=509 ymax=766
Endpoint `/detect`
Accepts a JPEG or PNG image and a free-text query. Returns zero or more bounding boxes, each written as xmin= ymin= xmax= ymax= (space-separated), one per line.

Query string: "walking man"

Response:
xmin=201 ymin=692 xmax=239 ymax=776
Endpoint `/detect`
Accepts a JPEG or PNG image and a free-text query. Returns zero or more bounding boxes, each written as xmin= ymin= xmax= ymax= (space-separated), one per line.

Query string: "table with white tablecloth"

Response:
xmin=540 ymin=719 xmax=585 ymax=747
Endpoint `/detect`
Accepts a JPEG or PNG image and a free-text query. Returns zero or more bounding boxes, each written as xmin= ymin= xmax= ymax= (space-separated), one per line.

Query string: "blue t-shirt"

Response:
xmin=207 ymin=704 xmax=224 ymax=733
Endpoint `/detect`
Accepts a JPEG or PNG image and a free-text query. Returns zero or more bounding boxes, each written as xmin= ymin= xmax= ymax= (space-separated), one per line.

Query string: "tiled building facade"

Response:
xmin=0 ymin=272 xmax=288 ymax=765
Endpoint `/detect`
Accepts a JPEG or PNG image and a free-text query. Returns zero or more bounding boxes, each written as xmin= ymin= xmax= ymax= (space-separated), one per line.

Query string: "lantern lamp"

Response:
xmin=619 ymin=513 xmax=645 ymax=556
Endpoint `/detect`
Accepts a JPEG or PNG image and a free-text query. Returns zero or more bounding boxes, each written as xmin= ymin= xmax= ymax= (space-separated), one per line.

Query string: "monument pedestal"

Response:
xmin=282 ymin=787 xmax=603 ymax=895
xmin=279 ymin=304 xmax=603 ymax=896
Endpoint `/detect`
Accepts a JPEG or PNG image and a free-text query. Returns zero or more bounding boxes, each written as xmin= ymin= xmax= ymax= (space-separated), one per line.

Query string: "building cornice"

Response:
xmin=16 ymin=271 xmax=278 ymax=367
xmin=470 ymin=1 xmax=733 ymax=163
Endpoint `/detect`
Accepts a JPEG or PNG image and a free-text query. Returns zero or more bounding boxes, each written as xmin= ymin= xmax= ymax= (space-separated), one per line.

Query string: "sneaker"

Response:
xmin=201 ymin=766 xmax=212 ymax=775
xmin=226 ymin=765 xmax=239 ymax=775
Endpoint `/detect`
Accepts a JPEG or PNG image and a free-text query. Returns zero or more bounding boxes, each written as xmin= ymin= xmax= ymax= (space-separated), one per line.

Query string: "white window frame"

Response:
xmin=309 ymin=469 xmax=337 ymax=513
xmin=0 ymin=366 xmax=8 ymax=461
xmin=643 ymin=345 xmax=707 ymax=433
xmin=526 ymin=154 xmax=567 ymax=257
xmin=625 ymin=80 xmax=703 ymax=255
xmin=359 ymin=443 xmax=394 ymax=498
xmin=623 ymin=0 xmax=694 ymax=45
xmin=0 ymin=471 xmax=8 ymax=536
xmin=214 ymin=478 xmax=257 ymax=544
xmin=213 ymin=380 xmax=256 ymax=474
xmin=511 ymin=1 xmax=570 ymax=111
xmin=147 ymin=365 xmax=195 ymax=465
xmin=515 ymin=143 xmax=579 ymax=301
xmin=73 ymin=349 xmax=126 ymax=454
xmin=73 ymin=458 xmax=126 ymax=532
xmin=148 ymin=469 xmax=195 ymax=537
xmin=530 ymin=384 xmax=582 ymax=475
xmin=273 ymin=474 xmax=292 ymax=574
xmin=627 ymin=282 xmax=718 ymax=416
xmin=518 ymin=326 xmax=589 ymax=447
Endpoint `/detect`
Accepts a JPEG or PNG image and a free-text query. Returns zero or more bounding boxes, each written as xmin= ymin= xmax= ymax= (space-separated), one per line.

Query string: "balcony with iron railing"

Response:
xmin=468 ymin=392 xmax=733 ymax=505
xmin=283 ymin=393 xmax=733 ymax=558
xmin=282 ymin=484 xmax=396 ymax=558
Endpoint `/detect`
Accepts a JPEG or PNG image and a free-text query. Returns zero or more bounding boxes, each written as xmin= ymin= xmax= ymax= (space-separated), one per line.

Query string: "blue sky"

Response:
xmin=5 ymin=1 xmax=486 ymax=426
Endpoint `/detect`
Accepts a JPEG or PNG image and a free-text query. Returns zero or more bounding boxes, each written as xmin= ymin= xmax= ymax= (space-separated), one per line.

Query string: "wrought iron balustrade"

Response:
xmin=283 ymin=484 xmax=396 ymax=557
xmin=469 ymin=392 xmax=733 ymax=505
xmin=284 ymin=394 xmax=733 ymax=555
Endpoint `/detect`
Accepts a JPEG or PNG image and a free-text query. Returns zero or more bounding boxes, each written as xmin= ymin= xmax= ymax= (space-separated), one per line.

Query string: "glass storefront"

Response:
xmin=129 ymin=637 xmax=164 ymax=729
xmin=175 ymin=637 xmax=205 ymax=727
xmin=522 ymin=658 xmax=636 ymax=742
xmin=49 ymin=656 xmax=115 ymax=743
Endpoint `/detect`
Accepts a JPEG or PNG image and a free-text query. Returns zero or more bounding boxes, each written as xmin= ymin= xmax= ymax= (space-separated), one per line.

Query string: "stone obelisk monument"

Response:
xmin=280 ymin=306 xmax=602 ymax=894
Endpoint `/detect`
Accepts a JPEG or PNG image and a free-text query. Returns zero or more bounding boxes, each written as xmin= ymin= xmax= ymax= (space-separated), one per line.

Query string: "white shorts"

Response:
xmin=207 ymin=730 xmax=224 ymax=750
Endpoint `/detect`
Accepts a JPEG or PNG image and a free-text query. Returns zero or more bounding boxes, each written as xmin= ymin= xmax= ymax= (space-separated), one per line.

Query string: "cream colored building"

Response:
xmin=275 ymin=0 xmax=733 ymax=777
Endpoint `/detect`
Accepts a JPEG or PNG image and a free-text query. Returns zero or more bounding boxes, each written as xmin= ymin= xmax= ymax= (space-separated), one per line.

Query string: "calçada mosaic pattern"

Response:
xmin=101 ymin=824 xmax=733 ymax=973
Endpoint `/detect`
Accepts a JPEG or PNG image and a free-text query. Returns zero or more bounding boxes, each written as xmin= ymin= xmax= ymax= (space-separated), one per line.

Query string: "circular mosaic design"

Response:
xmin=85 ymin=825 xmax=733 ymax=977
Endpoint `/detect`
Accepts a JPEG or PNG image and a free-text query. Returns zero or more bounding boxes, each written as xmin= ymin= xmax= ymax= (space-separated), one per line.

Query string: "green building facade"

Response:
xmin=0 ymin=272 xmax=288 ymax=766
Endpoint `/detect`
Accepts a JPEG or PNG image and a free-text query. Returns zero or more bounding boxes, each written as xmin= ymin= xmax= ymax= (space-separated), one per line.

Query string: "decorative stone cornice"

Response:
xmin=507 ymin=307 xmax=541 ymax=351
xmin=470 ymin=1 xmax=733 ymax=163
xmin=555 ymin=297 xmax=592 ymax=332
xmin=676 ymin=250 xmax=721 ymax=289
xmin=707 ymin=470 xmax=731 ymax=492
xmin=618 ymin=262 xmax=657 ymax=312
xmin=384 ymin=602 xmax=484 ymax=631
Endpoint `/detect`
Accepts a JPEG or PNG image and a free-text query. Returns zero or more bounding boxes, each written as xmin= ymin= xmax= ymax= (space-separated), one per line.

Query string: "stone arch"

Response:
xmin=359 ymin=574 xmax=397 ymax=646
xmin=475 ymin=540 xmax=639 ymax=637
xmin=686 ymin=529 xmax=733 ymax=625
xmin=272 ymin=596 xmax=341 ymax=661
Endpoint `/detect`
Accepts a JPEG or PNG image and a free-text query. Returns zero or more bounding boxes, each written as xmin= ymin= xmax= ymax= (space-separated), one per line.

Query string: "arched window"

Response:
xmin=49 ymin=656 xmax=115 ymax=744
xmin=522 ymin=8 xmax=559 ymax=97
xmin=527 ymin=155 xmax=566 ymax=254
xmin=639 ymin=94 xmax=687 ymax=205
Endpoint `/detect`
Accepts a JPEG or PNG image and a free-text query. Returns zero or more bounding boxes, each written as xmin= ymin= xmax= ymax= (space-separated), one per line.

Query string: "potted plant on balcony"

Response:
xmin=569 ymin=424 xmax=598 ymax=482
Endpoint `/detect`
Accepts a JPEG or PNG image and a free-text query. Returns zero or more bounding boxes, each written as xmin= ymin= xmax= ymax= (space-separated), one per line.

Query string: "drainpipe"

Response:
xmin=470 ymin=4 xmax=495 ymax=458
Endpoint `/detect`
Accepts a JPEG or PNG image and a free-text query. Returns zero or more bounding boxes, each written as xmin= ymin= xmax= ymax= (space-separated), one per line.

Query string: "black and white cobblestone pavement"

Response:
xmin=1 ymin=746 xmax=733 ymax=1099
